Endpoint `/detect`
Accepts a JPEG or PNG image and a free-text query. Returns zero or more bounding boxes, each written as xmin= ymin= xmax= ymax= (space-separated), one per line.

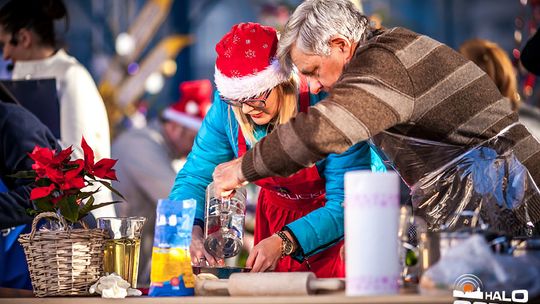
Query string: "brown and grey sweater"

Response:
xmin=241 ymin=27 xmax=540 ymax=222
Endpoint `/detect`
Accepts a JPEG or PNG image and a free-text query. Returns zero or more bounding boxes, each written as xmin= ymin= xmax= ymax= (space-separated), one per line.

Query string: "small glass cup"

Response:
xmin=98 ymin=217 xmax=146 ymax=288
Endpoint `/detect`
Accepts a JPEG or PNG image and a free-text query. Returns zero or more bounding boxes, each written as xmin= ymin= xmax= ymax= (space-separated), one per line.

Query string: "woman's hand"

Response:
xmin=212 ymin=157 xmax=247 ymax=198
xmin=246 ymin=234 xmax=282 ymax=272
xmin=189 ymin=225 xmax=223 ymax=266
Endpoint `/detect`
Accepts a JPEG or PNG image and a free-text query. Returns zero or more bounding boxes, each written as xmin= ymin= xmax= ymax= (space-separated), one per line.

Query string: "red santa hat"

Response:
xmin=214 ymin=22 xmax=290 ymax=100
xmin=162 ymin=79 xmax=212 ymax=130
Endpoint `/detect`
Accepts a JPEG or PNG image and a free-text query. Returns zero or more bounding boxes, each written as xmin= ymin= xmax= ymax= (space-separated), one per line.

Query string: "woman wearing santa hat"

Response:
xmin=169 ymin=22 xmax=385 ymax=278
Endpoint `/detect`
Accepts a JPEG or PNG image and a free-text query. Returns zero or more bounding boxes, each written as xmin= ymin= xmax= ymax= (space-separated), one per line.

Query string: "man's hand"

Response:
xmin=212 ymin=157 xmax=247 ymax=198
xmin=246 ymin=234 xmax=282 ymax=272
xmin=189 ymin=225 xmax=224 ymax=267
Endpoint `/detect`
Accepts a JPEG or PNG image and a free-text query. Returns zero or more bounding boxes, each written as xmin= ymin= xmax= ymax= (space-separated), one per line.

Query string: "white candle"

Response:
xmin=345 ymin=171 xmax=400 ymax=296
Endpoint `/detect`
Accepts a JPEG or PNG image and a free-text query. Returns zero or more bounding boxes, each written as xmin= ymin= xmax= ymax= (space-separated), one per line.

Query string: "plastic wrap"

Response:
xmin=370 ymin=123 xmax=540 ymax=236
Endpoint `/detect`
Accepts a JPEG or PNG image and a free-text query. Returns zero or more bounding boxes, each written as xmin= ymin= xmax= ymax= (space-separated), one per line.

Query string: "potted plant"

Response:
xmin=13 ymin=137 xmax=124 ymax=297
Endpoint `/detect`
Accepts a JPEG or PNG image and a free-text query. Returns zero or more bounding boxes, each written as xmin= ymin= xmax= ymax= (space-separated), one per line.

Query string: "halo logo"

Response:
xmin=453 ymin=274 xmax=528 ymax=304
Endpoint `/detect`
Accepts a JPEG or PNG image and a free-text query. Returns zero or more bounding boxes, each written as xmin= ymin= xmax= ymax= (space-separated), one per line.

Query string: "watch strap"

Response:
xmin=275 ymin=231 xmax=294 ymax=257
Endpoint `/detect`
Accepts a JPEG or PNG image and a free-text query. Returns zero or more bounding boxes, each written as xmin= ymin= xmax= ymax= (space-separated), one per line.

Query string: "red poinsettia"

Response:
xmin=13 ymin=137 xmax=123 ymax=224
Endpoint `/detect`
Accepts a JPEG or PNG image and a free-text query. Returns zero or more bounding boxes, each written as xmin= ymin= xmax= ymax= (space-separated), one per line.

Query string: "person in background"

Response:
xmin=112 ymin=80 xmax=212 ymax=288
xmin=170 ymin=22 xmax=384 ymax=278
xmin=0 ymin=102 xmax=60 ymax=289
xmin=212 ymin=0 xmax=540 ymax=236
xmin=460 ymin=38 xmax=540 ymax=139
xmin=459 ymin=39 xmax=520 ymax=110
xmin=0 ymin=0 xmax=114 ymax=218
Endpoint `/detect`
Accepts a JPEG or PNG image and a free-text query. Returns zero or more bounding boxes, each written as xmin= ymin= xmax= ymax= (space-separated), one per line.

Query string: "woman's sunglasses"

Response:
xmin=221 ymin=89 xmax=272 ymax=109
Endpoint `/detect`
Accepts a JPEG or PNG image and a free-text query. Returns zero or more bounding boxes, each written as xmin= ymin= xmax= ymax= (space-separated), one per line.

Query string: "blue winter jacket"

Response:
xmin=169 ymin=90 xmax=386 ymax=260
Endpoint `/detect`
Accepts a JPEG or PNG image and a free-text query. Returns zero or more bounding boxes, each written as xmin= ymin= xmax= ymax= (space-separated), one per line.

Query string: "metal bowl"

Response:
xmin=192 ymin=266 xmax=251 ymax=279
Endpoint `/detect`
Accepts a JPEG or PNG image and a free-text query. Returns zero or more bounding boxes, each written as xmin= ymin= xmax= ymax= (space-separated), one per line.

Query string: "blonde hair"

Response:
xmin=459 ymin=39 xmax=521 ymax=110
xmin=232 ymin=77 xmax=299 ymax=146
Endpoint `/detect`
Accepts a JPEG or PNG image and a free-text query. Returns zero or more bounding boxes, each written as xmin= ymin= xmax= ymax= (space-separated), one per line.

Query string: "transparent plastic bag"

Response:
xmin=370 ymin=123 xmax=540 ymax=236
xmin=419 ymin=234 xmax=540 ymax=298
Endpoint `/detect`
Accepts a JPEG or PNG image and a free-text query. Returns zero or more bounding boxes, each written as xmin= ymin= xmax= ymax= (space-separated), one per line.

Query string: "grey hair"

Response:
xmin=277 ymin=0 xmax=372 ymax=73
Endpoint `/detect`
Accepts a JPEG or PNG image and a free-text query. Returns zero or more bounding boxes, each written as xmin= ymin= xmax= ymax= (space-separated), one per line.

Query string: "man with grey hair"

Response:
xmin=213 ymin=0 xmax=540 ymax=234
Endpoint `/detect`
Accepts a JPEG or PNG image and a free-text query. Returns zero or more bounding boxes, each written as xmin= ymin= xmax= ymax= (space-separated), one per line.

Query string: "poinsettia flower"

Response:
xmin=81 ymin=137 xmax=117 ymax=180
xmin=28 ymin=146 xmax=55 ymax=165
xmin=60 ymin=177 xmax=85 ymax=191
xmin=44 ymin=166 xmax=64 ymax=184
xmin=93 ymin=158 xmax=118 ymax=180
xmin=30 ymin=184 xmax=57 ymax=200
xmin=29 ymin=146 xmax=73 ymax=180
xmin=20 ymin=137 xmax=124 ymax=224
xmin=61 ymin=159 xmax=86 ymax=190
xmin=53 ymin=146 xmax=73 ymax=165
xmin=81 ymin=137 xmax=95 ymax=172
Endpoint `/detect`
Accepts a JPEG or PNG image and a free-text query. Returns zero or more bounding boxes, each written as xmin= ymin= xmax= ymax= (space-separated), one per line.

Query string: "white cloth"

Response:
xmin=89 ymin=273 xmax=142 ymax=298
xmin=13 ymin=49 xmax=115 ymax=218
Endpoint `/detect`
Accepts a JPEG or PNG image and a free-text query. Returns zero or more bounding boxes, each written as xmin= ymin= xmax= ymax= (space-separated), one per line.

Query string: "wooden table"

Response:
xmin=0 ymin=288 xmax=453 ymax=304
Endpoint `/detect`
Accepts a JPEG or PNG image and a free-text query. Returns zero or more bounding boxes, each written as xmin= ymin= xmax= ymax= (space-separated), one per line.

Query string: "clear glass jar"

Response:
xmin=203 ymin=182 xmax=247 ymax=259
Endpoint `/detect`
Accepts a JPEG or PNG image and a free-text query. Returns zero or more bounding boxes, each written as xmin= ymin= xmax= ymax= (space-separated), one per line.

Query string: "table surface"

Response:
xmin=0 ymin=288 xmax=453 ymax=304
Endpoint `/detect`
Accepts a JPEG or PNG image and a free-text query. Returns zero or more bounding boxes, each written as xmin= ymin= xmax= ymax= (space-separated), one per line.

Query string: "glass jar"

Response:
xmin=203 ymin=182 xmax=247 ymax=259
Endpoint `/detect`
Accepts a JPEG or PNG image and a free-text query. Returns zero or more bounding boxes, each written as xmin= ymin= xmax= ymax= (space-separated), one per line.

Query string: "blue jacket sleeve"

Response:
xmin=285 ymin=92 xmax=386 ymax=260
xmin=168 ymin=92 xmax=236 ymax=223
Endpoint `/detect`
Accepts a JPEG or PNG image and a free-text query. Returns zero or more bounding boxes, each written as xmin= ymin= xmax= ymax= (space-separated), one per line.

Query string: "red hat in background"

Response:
xmin=214 ymin=22 xmax=290 ymax=100
xmin=162 ymin=79 xmax=212 ymax=130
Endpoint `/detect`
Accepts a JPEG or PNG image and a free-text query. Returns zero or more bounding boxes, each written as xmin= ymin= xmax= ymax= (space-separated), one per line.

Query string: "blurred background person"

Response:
xmin=460 ymin=38 xmax=540 ymax=139
xmin=521 ymin=27 xmax=540 ymax=76
xmin=0 ymin=0 xmax=114 ymax=218
xmin=112 ymin=79 xmax=212 ymax=288
xmin=0 ymin=102 xmax=60 ymax=289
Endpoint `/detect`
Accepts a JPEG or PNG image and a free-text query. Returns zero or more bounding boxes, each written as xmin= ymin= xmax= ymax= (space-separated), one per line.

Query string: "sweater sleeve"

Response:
xmin=241 ymin=47 xmax=415 ymax=181
xmin=169 ymin=92 xmax=236 ymax=222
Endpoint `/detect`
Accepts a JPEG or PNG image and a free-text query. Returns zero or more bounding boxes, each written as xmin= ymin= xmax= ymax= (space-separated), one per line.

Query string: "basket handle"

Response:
xmin=29 ymin=212 xmax=68 ymax=240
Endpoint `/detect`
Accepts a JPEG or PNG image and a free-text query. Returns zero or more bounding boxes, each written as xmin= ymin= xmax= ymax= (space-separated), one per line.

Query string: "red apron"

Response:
xmin=237 ymin=79 xmax=344 ymax=278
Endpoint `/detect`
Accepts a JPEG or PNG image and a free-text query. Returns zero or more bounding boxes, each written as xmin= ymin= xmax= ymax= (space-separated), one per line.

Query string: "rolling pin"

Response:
xmin=197 ymin=272 xmax=344 ymax=296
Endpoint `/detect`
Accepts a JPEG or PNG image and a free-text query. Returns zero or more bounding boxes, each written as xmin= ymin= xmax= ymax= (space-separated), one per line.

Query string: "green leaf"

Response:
xmin=97 ymin=180 xmax=125 ymax=200
xmin=58 ymin=196 xmax=79 ymax=223
xmin=26 ymin=208 xmax=39 ymax=216
xmin=87 ymin=201 xmax=121 ymax=212
xmin=35 ymin=179 xmax=52 ymax=187
xmin=8 ymin=170 xmax=37 ymax=179
xmin=34 ymin=198 xmax=55 ymax=212
xmin=78 ymin=200 xmax=121 ymax=221
xmin=77 ymin=189 xmax=99 ymax=201
xmin=78 ymin=196 xmax=95 ymax=220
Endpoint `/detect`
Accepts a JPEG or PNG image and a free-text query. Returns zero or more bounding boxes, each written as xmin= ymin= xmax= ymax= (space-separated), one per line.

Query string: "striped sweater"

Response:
xmin=241 ymin=27 xmax=540 ymax=226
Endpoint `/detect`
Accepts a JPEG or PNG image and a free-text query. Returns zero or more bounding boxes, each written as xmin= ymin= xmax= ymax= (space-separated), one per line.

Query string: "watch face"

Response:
xmin=284 ymin=242 xmax=294 ymax=255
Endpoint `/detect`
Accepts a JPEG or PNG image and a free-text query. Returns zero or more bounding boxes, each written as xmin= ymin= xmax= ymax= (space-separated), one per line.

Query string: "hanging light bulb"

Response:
xmin=116 ymin=33 xmax=136 ymax=56
xmin=161 ymin=59 xmax=177 ymax=77
xmin=145 ymin=72 xmax=165 ymax=94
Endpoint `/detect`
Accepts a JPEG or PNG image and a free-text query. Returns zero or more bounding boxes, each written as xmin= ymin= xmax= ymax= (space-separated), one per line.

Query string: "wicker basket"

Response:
xmin=18 ymin=212 xmax=108 ymax=297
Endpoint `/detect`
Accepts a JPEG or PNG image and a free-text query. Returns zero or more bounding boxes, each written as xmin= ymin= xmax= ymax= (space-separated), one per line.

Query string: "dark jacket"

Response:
xmin=0 ymin=102 xmax=59 ymax=229
xmin=521 ymin=28 xmax=540 ymax=76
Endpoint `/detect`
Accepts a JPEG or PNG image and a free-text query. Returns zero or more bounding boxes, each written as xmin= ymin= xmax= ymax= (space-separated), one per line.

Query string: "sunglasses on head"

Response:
xmin=221 ymin=89 xmax=272 ymax=109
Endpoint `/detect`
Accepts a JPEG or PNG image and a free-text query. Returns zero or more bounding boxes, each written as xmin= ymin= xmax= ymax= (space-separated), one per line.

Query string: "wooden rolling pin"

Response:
xmin=197 ymin=272 xmax=344 ymax=296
